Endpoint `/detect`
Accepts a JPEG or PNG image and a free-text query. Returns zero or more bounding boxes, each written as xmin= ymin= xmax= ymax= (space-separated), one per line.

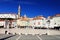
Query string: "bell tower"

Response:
xmin=18 ymin=5 xmax=20 ymax=18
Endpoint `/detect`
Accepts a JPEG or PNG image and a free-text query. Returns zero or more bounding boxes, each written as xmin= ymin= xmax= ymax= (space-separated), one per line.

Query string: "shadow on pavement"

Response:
xmin=0 ymin=35 xmax=16 ymax=40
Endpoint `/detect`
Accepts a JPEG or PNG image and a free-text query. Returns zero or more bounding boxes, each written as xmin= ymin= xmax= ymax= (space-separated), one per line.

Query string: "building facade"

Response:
xmin=47 ymin=14 xmax=60 ymax=29
xmin=0 ymin=5 xmax=60 ymax=29
xmin=0 ymin=14 xmax=17 ymax=28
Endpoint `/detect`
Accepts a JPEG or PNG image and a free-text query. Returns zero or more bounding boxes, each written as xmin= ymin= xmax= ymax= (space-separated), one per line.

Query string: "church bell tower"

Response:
xmin=18 ymin=5 xmax=20 ymax=18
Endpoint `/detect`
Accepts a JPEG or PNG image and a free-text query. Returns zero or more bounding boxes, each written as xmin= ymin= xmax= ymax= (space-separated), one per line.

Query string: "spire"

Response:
xmin=18 ymin=5 xmax=20 ymax=18
xmin=24 ymin=14 xmax=27 ymax=18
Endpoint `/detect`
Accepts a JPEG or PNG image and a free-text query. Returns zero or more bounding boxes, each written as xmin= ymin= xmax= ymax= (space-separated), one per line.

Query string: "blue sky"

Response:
xmin=0 ymin=0 xmax=60 ymax=18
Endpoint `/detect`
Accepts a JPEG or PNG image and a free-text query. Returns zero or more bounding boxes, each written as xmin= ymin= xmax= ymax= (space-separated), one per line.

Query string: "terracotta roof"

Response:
xmin=48 ymin=14 xmax=60 ymax=19
xmin=17 ymin=16 xmax=46 ymax=21
xmin=21 ymin=17 xmax=29 ymax=21
xmin=33 ymin=16 xmax=44 ymax=20
xmin=17 ymin=17 xmax=29 ymax=21
xmin=55 ymin=14 xmax=60 ymax=16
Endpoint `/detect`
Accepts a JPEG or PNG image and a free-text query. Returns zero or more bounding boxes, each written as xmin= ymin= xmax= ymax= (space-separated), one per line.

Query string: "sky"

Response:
xmin=0 ymin=0 xmax=60 ymax=18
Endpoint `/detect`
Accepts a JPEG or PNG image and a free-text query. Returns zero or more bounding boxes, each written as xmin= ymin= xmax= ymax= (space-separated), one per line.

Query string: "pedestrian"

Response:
xmin=5 ymin=30 xmax=7 ymax=34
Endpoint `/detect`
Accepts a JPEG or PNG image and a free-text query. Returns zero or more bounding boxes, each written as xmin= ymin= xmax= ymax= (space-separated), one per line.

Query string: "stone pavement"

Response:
xmin=4 ymin=34 xmax=60 ymax=40
xmin=0 ymin=28 xmax=60 ymax=35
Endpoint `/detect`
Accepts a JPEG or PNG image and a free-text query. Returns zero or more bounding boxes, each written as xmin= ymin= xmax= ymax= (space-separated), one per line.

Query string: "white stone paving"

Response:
xmin=0 ymin=28 xmax=60 ymax=35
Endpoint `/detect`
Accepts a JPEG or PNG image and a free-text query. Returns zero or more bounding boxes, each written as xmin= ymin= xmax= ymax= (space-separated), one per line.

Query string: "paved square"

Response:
xmin=39 ymin=35 xmax=60 ymax=40
xmin=0 ymin=34 xmax=60 ymax=40
xmin=18 ymin=34 xmax=40 ymax=40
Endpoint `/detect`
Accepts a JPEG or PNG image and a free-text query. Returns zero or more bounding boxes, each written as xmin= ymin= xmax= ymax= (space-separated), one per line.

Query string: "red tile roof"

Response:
xmin=55 ymin=14 xmax=60 ymax=16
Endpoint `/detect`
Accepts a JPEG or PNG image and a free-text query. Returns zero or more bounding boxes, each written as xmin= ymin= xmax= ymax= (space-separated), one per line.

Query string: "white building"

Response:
xmin=0 ymin=13 xmax=17 ymax=28
xmin=0 ymin=21 xmax=5 ymax=28
xmin=0 ymin=14 xmax=16 ymax=19
xmin=15 ymin=5 xmax=60 ymax=29
xmin=47 ymin=14 xmax=60 ymax=29
xmin=29 ymin=16 xmax=47 ymax=29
